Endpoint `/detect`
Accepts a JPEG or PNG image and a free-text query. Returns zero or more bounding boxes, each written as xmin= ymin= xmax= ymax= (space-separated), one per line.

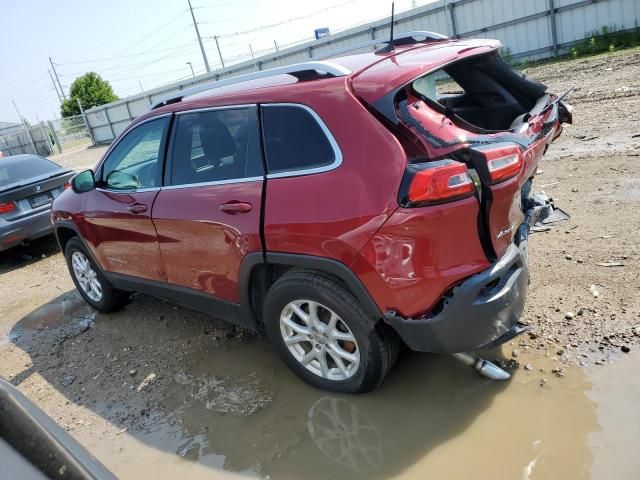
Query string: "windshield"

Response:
xmin=0 ymin=155 xmax=61 ymax=188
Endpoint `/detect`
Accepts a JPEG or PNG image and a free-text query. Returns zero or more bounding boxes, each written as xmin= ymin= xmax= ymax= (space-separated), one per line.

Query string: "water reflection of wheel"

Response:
xmin=307 ymin=397 xmax=383 ymax=477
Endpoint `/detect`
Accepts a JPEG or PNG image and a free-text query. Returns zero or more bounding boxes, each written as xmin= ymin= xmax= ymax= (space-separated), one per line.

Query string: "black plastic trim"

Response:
xmin=54 ymin=224 xmax=383 ymax=330
xmin=53 ymin=221 xmax=88 ymax=255
xmin=54 ymin=220 xmax=262 ymax=330
xmin=384 ymin=241 xmax=528 ymax=353
xmin=238 ymin=252 xmax=266 ymax=328
xmin=481 ymin=322 xmax=529 ymax=350
xmin=263 ymin=252 xmax=383 ymax=319
xmin=104 ymin=272 xmax=257 ymax=331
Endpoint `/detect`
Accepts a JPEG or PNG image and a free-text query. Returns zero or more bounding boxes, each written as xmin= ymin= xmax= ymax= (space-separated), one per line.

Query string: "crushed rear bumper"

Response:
xmin=384 ymin=235 xmax=529 ymax=354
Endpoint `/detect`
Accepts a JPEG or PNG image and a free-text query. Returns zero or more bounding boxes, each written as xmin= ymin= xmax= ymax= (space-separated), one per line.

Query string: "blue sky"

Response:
xmin=0 ymin=0 xmax=436 ymax=124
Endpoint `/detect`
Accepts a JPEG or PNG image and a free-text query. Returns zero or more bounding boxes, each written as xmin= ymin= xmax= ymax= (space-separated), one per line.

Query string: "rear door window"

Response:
xmin=261 ymin=105 xmax=337 ymax=175
xmin=168 ymin=106 xmax=262 ymax=185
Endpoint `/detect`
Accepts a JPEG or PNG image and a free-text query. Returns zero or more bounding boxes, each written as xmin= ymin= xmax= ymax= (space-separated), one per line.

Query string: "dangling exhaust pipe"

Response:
xmin=452 ymin=352 xmax=511 ymax=380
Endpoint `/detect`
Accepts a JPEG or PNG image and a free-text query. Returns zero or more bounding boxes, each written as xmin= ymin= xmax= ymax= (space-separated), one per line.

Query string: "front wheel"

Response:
xmin=65 ymin=237 xmax=128 ymax=313
xmin=263 ymin=270 xmax=399 ymax=393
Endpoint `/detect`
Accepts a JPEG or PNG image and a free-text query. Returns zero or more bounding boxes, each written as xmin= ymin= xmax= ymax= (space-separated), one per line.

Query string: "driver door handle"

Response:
xmin=127 ymin=203 xmax=148 ymax=214
xmin=219 ymin=201 xmax=252 ymax=214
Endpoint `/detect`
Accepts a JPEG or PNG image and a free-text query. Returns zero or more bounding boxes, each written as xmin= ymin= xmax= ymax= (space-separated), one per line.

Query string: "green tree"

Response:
xmin=60 ymin=72 xmax=118 ymax=117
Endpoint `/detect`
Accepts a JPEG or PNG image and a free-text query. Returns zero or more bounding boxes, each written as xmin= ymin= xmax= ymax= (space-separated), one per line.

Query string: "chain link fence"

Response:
xmin=0 ymin=123 xmax=53 ymax=157
xmin=46 ymin=115 xmax=94 ymax=154
xmin=0 ymin=114 xmax=93 ymax=158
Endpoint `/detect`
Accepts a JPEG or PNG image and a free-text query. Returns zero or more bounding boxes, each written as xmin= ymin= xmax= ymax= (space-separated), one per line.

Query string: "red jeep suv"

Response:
xmin=52 ymin=32 xmax=571 ymax=393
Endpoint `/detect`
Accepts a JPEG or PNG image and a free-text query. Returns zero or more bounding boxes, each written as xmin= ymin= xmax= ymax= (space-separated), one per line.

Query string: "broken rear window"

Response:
xmin=411 ymin=53 xmax=547 ymax=131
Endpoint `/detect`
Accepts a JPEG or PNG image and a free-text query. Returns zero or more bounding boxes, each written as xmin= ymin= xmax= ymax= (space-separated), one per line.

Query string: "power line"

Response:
xmin=53 ymin=41 xmax=197 ymax=66
xmin=93 ymin=24 xmax=195 ymax=76
xmin=98 ymin=43 xmax=202 ymax=84
xmin=62 ymin=9 xmax=191 ymax=73
xmin=195 ymin=0 xmax=257 ymax=9
xmin=210 ymin=0 xmax=356 ymax=39
xmin=2 ymin=73 xmax=49 ymax=99
xmin=107 ymin=66 xmax=193 ymax=83
xmin=57 ymin=44 xmax=198 ymax=77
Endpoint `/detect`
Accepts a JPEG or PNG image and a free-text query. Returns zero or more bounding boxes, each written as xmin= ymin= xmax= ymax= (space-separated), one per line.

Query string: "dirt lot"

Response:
xmin=1 ymin=48 xmax=640 ymax=479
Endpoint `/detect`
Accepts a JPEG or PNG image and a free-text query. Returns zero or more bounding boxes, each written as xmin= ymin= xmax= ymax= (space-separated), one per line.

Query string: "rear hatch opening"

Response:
xmin=412 ymin=51 xmax=548 ymax=133
xmin=356 ymin=47 xmax=569 ymax=262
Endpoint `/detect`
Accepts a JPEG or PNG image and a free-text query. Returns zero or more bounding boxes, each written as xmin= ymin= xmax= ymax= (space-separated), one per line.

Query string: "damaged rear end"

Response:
xmin=350 ymin=39 xmax=572 ymax=353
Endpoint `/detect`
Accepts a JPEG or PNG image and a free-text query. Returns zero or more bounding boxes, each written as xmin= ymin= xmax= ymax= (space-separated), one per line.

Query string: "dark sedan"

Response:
xmin=0 ymin=154 xmax=74 ymax=252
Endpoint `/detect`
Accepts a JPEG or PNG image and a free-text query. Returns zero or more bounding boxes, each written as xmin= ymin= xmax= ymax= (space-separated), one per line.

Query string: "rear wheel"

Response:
xmin=65 ymin=237 xmax=128 ymax=313
xmin=263 ymin=270 xmax=399 ymax=393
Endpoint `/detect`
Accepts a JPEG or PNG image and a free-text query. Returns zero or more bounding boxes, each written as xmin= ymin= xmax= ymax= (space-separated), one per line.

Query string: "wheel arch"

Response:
xmin=54 ymin=222 xmax=81 ymax=253
xmin=239 ymin=252 xmax=383 ymax=330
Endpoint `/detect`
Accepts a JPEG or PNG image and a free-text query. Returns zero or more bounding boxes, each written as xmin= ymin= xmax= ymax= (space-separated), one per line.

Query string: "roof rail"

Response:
xmin=315 ymin=31 xmax=448 ymax=60
xmin=150 ymin=61 xmax=351 ymax=110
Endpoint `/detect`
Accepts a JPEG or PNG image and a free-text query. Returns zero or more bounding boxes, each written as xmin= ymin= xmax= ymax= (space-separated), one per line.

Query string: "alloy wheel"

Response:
xmin=279 ymin=299 xmax=360 ymax=381
xmin=71 ymin=251 xmax=103 ymax=302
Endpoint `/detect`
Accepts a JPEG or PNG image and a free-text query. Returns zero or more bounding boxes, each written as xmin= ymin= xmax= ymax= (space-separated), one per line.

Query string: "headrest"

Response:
xmin=199 ymin=117 xmax=236 ymax=160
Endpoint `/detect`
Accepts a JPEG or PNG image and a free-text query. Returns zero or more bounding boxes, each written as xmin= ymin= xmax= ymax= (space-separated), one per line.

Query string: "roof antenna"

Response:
xmin=377 ymin=2 xmax=395 ymax=53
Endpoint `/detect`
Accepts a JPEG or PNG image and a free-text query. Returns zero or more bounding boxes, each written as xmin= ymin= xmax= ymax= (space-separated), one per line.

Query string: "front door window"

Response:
xmin=101 ymin=118 xmax=169 ymax=190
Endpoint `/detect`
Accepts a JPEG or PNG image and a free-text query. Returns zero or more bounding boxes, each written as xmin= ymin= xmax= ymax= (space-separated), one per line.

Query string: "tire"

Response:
xmin=263 ymin=269 xmax=399 ymax=393
xmin=64 ymin=237 xmax=128 ymax=313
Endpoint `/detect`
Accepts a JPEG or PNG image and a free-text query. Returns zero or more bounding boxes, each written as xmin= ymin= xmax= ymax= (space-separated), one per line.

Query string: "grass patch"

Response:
xmin=569 ymin=23 xmax=640 ymax=57
xmin=501 ymin=23 xmax=640 ymax=70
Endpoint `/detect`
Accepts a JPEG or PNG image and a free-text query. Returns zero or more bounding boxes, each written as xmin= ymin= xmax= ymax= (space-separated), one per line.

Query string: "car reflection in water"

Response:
xmin=153 ymin=340 xmax=508 ymax=480
xmin=307 ymin=397 xmax=383 ymax=478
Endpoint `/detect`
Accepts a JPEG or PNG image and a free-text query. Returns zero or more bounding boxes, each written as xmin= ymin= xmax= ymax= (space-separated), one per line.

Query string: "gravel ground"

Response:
xmin=50 ymin=144 xmax=108 ymax=171
xmin=1 ymin=47 xmax=639 ymax=478
xmin=517 ymin=47 xmax=640 ymax=363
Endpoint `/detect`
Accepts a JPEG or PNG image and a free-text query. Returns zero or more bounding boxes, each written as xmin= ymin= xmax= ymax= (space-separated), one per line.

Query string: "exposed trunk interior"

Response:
xmin=412 ymin=52 xmax=548 ymax=131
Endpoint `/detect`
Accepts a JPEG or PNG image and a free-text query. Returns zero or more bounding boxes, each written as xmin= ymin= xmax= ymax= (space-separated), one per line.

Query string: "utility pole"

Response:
xmin=49 ymin=57 xmax=66 ymax=100
xmin=186 ymin=61 xmax=195 ymax=78
xmin=12 ymin=100 xmax=38 ymax=154
xmin=139 ymin=80 xmax=144 ymax=93
xmin=274 ymin=40 xmax=279 ymax=52
xmin=76 ymin=98 xmax=95 ymax=146
xmin=249 ymin=44 xmax=255 ymax=60
xmin=187 ymin=0 xmax=211 ymax=73
xmin=48 ymin=69 xmax=63 ymax=104
xmin=37 ymin=115 xmax=55 ymax=155
xmin=214 ymin=36 xmax=225 ymax=69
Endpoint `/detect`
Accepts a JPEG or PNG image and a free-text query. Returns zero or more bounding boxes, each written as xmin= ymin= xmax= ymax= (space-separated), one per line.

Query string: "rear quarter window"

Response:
xmin=261 ymin=105 xmax=337 ymax=174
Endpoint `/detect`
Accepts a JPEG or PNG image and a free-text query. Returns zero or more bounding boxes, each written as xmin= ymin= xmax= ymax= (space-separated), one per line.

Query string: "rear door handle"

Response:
xmin=219 ymin=201 xmax=252 ymax=214
xmin=127 ymin=203 xmax=148 ymax=214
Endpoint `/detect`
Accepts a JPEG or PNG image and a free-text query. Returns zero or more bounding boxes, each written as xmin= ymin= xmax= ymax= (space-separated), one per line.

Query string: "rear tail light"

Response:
xmin=63 ymin=182 xmax=71 ymax=190
xmin=487 ymin=153 xmax=521 ymax=183
xmin=471 ymin=143 xmax=523 ymax=184
xmin=401 ymin=160 xmax=475 ymax=206
xmin=0 ymin=201 xmax=15 ymax=214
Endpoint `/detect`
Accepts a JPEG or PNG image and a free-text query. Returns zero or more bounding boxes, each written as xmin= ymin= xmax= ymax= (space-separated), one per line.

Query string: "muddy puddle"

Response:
xmin=72 ymin=339 xmax=638 ymax=479
xmin=4 ymin=291 xmax=95 ymax=348
xmin=4 ymin=291 xmax=639 ymax=479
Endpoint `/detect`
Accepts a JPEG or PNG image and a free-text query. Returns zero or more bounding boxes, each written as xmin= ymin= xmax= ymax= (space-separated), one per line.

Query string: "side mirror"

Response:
xmin=71 ymin=170 xmax=95 ymax=193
